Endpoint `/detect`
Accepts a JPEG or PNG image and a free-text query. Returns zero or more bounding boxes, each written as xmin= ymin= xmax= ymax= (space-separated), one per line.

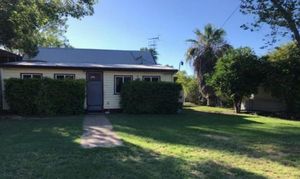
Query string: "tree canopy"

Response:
xmin=0 ymin=0 xmax=97 ymax=57
xmin=262 ymin=42 xmax=300 ymax=114
xmin=240 ymin=0 xmax=300 ymax=48
xmin=208 ymin=47 xmax=262 ymax=113
xmin=140 ymin=47 xmax=159 ymax=63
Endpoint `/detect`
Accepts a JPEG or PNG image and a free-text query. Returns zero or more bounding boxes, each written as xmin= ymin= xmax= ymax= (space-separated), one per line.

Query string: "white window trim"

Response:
xmin=54 ymin=74 xmax=75 ymax=80
xmin=114 ymin=75 xmax=133 ymax=94
xmin=20 ymin=73 xmax=43 ymax=79
xmin=142 ymin=76 xmax=161 ymax=82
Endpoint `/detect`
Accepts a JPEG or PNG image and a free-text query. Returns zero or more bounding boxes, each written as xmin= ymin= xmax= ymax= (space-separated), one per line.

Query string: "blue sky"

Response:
xmin=66 ymin=0 xmax=286 ymax=74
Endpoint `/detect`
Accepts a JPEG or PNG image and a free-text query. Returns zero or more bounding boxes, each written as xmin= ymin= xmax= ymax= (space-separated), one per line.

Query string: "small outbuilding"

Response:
xmin=241 ymin=87 xmax=286 ymax=112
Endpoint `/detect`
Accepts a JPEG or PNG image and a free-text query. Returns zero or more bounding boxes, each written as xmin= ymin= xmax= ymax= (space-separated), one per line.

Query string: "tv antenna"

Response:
xmin=148 ymin=36 xmax=160 ymax=49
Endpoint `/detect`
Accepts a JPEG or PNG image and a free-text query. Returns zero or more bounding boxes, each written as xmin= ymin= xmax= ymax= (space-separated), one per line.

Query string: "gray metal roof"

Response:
xmin=4 ymin=47 xmax=177 ymax=72
xmin=1 ymin=61 xmax=177 ymax=72
xmin=24 ymin=47 xmax=156 ymax=65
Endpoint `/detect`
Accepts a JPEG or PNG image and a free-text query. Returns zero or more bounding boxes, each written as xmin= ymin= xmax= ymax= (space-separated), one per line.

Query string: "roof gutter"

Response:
xmin=0 ymin=64 xmax=178 ymax=73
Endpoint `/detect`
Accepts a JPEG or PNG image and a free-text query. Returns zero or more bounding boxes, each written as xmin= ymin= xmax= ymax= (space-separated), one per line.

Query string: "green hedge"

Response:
xmin=5 ymin=78 xmax=86 ymax=115
xmin=121 ymin=81 xmax=181 ymax=114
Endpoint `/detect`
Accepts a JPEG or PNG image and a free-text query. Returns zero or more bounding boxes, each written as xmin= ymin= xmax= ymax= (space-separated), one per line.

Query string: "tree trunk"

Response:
xmin=233 ymin=98 xmax=242 ymax=113
xmin=197 ymin=75 xmax=218 ymax=107
xmin=285 ymin=97 xmax=295 ymax=115
xmin=207 ymin=94 xmax=218 ymax=107
xmin=195 ymin=51 xmax=219 ymax=107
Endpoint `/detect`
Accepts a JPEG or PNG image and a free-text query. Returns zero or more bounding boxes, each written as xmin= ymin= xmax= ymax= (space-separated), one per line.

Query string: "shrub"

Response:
xmin=175 ymin=71 xmax=202 ymax=105
xmin=121 ymin=81 xmax=181 ymax=114
xmin=5 ymin=78 xmax=85 ymax=116
xmin=185 ymin=81 xmax=201 ymax=104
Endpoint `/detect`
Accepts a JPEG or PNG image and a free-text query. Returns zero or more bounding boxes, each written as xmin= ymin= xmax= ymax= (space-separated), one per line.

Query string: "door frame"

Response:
xmin=86 ymin=71 xmax=104 ymax=111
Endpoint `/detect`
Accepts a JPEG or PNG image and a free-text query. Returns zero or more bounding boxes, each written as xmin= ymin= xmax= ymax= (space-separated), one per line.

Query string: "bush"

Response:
xmin=185 ymin=80 xmax=202 ymax=104
xmin=121 ymin=81 xmax=181 ymax=114
xmin=175 ymin=71 xmax=203 ymax=105
xmin=5 ymin=78 xmax=86 ymax=115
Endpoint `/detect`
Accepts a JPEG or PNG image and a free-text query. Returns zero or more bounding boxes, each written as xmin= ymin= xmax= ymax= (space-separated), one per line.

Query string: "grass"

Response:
xmin=0 ymin=106 xmax=300 ymax=178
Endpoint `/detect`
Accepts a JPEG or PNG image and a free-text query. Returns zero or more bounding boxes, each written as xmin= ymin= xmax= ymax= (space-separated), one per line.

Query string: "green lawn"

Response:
xmin=0 ymin=106 xmax=300 ymax=178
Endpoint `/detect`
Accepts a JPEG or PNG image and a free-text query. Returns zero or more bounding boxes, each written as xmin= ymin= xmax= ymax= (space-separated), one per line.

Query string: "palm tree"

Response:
xmin=186 ymin=24 xmax=230 ymax=106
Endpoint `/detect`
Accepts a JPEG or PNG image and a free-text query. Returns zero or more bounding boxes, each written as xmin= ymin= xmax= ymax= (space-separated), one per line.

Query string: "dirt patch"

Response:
xmin=80 ymin=114 xmax=123 ymax=148
xmin=203 ymin=134 xmax=230 ymax=141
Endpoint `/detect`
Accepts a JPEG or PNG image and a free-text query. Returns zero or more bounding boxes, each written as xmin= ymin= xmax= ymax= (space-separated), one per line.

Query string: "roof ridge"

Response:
xmin=38 ymin=47 xmax=144 ymax=53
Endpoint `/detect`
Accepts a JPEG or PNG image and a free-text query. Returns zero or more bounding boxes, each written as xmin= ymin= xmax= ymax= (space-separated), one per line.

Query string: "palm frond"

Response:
xmin=186 ymin=39 xmax=199 ymax=44
xmin=204 ymin=24 xmax=213 ymax=38
xmin=194 ymin=28 xmax=202 ymax=37
xmin=212 ymin=29 xmax=226 ymax=43
xmin=186 ymin=24 xmax=228 ymax=71
xmin=185 ymin=47 xmax=197 ymax=61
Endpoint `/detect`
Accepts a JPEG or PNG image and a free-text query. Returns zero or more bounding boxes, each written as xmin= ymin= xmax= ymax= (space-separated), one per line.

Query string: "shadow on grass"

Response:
xmin=110 ymin=108 xmax=300 ymax=168
xmin=100 ymin=144 xmax=266 ymax=179
xmin=191 ymin=161 xmax=266 ymax=179
xmin=0 ymin=117 xmax=266 ymax=178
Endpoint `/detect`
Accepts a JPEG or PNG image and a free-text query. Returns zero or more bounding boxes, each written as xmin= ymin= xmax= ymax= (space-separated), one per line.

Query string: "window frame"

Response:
xmin=114 ymin=75 xmax=133 ymax=95
xmin=20 ymin=73 xmax=43 ymax=79
xmin=142 ymin=76 xmax=161 ymax=82
xmin=54 ymin=73 xmax=75 ymax=80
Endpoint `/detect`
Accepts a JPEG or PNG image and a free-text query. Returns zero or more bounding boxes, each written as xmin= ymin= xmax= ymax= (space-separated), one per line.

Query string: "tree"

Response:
xmin=240 ymin=0 xmax=300 ymax=48
xmin=175 ymin=71 xmax=192 ymax=95
xmin=38 ymin=22 xmax=72 ymax=48
xmin=263 ymin=42 xmax=300 ymax=114
xmin=140 ymin=47 xmax=158 ymax=63
xmin=186 ymin=24 xmax=231 ymax=106
xmin=0 ymin=0 xmax=97 ymax=57
xmin=175 ymin=71 xmax=202 ymax=104
xmin=208 ymin=47 xmax=262 ymax=113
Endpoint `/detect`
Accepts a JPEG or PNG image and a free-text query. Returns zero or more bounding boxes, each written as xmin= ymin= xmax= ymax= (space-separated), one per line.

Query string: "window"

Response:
xmin=21 ymin=73 xmax=42 ymax=79
xmin=54 ymin=74 xmax=75 ymax=80
xmin=114 ymin=75 xmax=133 ymax=94
xmin=142 ymin=76 xmax=160 ymax=82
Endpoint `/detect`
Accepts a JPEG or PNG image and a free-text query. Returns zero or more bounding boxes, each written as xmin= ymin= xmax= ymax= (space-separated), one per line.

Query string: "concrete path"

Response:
xmin=80 ymin=114 xmax=123 ymax=148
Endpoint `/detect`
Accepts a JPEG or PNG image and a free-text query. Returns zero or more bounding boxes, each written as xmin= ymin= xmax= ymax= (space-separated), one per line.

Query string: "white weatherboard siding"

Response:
xmin=1 ymin=68 xmax=86 ymax=79
xmin=1 ymin=68 xmax=175 ymax=110
xmin=1 ymin=68 xmax=86 ymax=110
xmin=103 ymin=71 xmax=174 ymax=109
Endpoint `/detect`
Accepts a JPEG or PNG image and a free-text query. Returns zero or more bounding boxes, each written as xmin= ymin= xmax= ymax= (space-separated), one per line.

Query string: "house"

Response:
xmin=0 ymin=47 xmax=177 ymax=111
xmin=241 ymin=87 xmax=286 ymax=112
